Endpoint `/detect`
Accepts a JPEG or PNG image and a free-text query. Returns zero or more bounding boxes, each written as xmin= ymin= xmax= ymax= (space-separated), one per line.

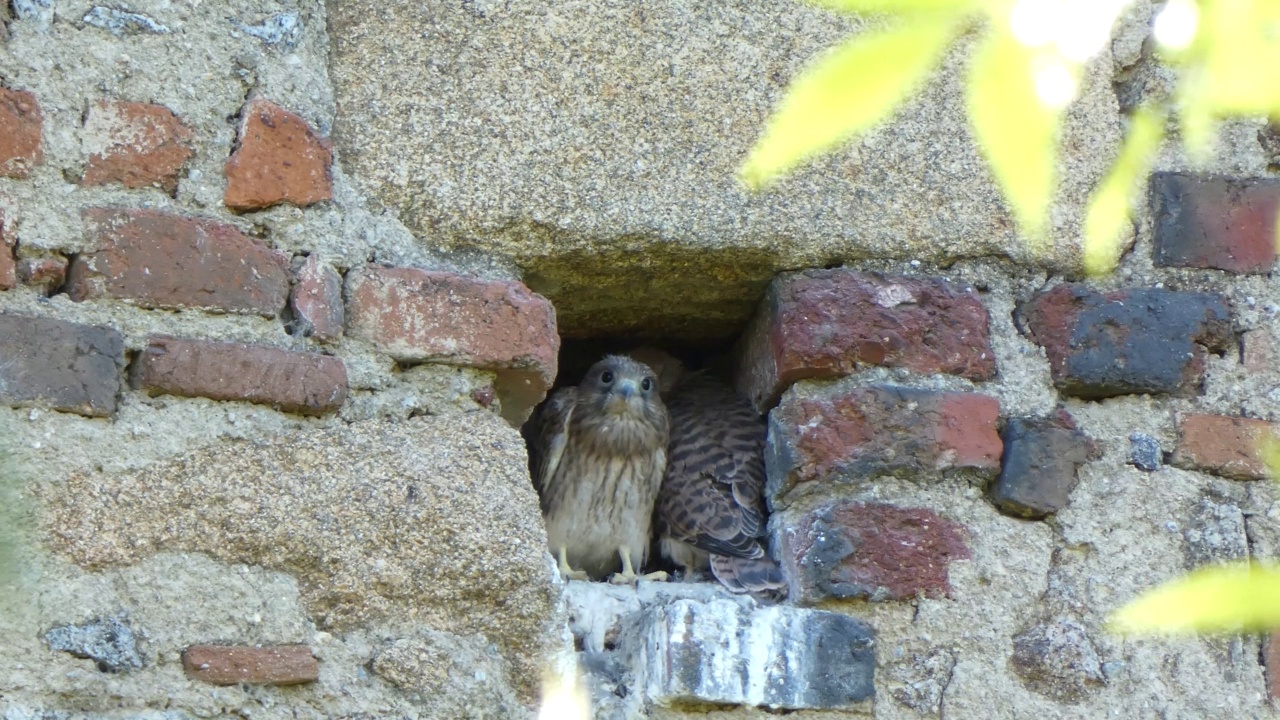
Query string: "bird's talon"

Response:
xmin=609 ymin=571 xmax=639 ymax=585
xmin=642 ymin=570 xmax=669 ymax=582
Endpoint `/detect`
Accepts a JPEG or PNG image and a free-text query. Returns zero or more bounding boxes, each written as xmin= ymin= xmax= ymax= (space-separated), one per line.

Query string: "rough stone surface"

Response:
xmin=0 ymin=313 xmax=124 ymax=417
xmin=345 ymin=264 xmax=558 ymax=423
xmin=1183 ymin=496 xmax=1248 ymax=568
xmin=68 ymin=209 xmax=290 ymax=316
xmin=1129 ymin=432 xmax=1162 ymax=471
xmin=224 ymin=97 xmax=333 ymax=211
xmin=736 ymin=270 xmax=996 ymax=410
xmin=636 ymin=598 xmax=874 ymax=710
xmin=0 ymin=86 xmax=42 ymax=177
xmin=1171 ymin=413 xmax=1278 ymax=481
xmin=181 ymin=645 xmax=318 ymax=686
xmin=1009 ymin=617 xmax=1104 ymax=703
xmin=43 ymin=615 xmax=143 ymax=673
xmin=39 ymin=413 xmax=559 ymax=697
xmin=563 ymin=582 xmax=873 ymax=715
xmin=1151 ymin=172 xmax=1280 ymax=273
xmin=328 ymin=0 xmax=1121 ymax=339
xmin=886 ymin=648 xmax=956 ymax=715
xmin=990 ymin=412 xmax=1097 ymax=519
xmin=130 ymin=336 xmax=348 ymax=415
xmin=1019 ymin=285 xmax=1233 ymax=399
xmin=765 ymin=382 xmax=1002 ymax=507
xmin=80 ymin=100 xmax=194 ymax=195
xmin=16 ymin=254 xmax=67 ymax=294
xmin=368 ymin=627 xmax=526 ymax=718
xmin=779 ymin=501 xmax=970 ymax=604
xmin=289 ymin=254 xmax=343 ymax=341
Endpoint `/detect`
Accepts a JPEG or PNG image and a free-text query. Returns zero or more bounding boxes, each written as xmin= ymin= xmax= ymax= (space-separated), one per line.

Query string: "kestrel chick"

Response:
xmin=526 ymin=355 xmax=671 ymax=583
xmin=657 ymin=371 xmax=785 ymax=596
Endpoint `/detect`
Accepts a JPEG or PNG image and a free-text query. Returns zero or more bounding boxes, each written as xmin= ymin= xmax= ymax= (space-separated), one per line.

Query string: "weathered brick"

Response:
xmin=0 ymin=87 xmax=42 ymax=178
xmin=345 ymin=264 xmax=558 ymax=423
xmin=1151 ymin=173 xmax=1280 ymax=274
xmin=80 ymin=100 xmax=194 ymax=195
xmin=1265 ymin=631 xmax=1280 ymax=701
xmin=131 ymin=336 xmax=347 ymax=415
xmin=182 ymin=645 xmax=318 ymax=686
xmin=0 ymin=314 xmax=124 ymax=417
xmin=1019 ymin=285 xmax=1232 ymax=399
xmin=17 ymin=254 xmax=67 ymax=294
xmin=736 ymin=270 xmax=996 ymax=411
xmin=779 ymin=501 xmax=970 ymax=604
xmin=764 ymin=383 xmax=1001 ymax=507
xmin=69 ymin=208 xmax=290 ymax=316
xmin=990 ymin=411 xmax=1097 ymax=519
xmin=289 ymin=254 xmax=343 ymax=341
xmin=224 ymin=97 xmax=332 ymax=212
xmin=1243 ymin=328 xmax=1276 ymax=372
xmin=1170 ymin=413 xmax=1278 ymax=481
xmin=0 ymin=211 xmax=13 ymax=290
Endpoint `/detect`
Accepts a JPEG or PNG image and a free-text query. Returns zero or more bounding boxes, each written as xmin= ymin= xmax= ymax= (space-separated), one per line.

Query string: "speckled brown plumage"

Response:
xmin=656 ymin=371 xmax=785 ymax=596
xmin=525 ymin=355 xmax=670 ymax=581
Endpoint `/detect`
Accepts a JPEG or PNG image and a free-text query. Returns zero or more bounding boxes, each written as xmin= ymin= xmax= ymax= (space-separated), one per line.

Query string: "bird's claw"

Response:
xmin=609 ymin=569 xmax=669 ymax=585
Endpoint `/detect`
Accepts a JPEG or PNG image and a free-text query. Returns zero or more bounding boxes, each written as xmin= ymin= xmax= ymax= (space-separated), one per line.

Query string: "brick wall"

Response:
xmin=5 ymin=1 xmax=1280 ymax=718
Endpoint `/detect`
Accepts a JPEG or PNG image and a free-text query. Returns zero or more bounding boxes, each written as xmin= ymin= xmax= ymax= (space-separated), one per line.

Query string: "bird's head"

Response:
xmin=580 ymin=355 xmax=663 ymax=420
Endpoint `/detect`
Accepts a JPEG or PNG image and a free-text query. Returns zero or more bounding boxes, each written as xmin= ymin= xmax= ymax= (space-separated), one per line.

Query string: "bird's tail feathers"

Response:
xmin=709 ymin=554 xmax=787 ymax=599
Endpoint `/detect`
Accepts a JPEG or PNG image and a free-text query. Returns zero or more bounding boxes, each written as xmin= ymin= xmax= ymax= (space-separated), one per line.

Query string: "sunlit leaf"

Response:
xmin=1109 ymin=562 xmax=1280 ymax=634
xmin=966 ymin=28 xmax=1062 ymax=239
xmin=809 ymin=0 xmax=979 ymax=13
xmin=1197 ymin=0 xmax=1280 ymax=116
xmin=1083 ymin=106 xmax=1165 ymax=275
xmin=740 ymin=19 xmax=960 ymax=189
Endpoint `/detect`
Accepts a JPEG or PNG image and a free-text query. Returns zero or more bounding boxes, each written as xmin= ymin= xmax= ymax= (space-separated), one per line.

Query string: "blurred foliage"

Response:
xmin=742 ymin=0 xmax=1280 ymax=272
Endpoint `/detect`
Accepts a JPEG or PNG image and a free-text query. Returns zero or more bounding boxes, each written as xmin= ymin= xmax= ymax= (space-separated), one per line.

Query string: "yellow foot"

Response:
xmin=557 ymin=547 xmax=591 ymax=582
xmin=609 ymin=546 xmax=669 ymax=583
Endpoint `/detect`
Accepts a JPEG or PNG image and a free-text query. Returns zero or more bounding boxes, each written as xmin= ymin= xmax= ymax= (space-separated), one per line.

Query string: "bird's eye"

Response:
xmin=641 ymin=377 xmax=653 ymax=392
xmin=600 ymin=370 xmax=614 ymax=384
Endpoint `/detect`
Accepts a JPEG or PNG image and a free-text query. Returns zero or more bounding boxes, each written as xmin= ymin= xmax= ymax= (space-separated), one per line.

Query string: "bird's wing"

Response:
xmin=524 ymin=386 xmax=576 ymax=504
xmin=709 ymin=554 xmax=786 ymax=596
xmin=658 ymin=374 xmax=769 ymax=560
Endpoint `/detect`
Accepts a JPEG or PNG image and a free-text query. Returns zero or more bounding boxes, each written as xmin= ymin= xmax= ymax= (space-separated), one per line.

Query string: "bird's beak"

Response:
xmin=607 ymin=379 xmax=639 ymax=413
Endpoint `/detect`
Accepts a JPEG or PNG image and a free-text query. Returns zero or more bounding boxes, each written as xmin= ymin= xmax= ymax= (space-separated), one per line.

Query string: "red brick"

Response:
xmin=1019 ymin=285 xmax=1232 ymax=399
xmin=780 ymin=501 xmax=970 ymax=604
xmin=68 ymin=209 xmax=290 ymax=316
xmin=224 ymin=97 xmax=332 ymax=212
xmin=0 ymin=211 xmax=13 ymax=291
xmin=17 ymin=254 xmax=67 ymax=294
xmin=1265 ymin=631 xmax=1280 ymax=701
xmin=1243 ymin=329 xmax=1276 ymax=372
xmin=0 ymin=87 xmax=42 ymax=178
xmin=80 ymin=100 xmax=194 ymax=195
xmin=131 ymin=336 xmax=347 ymax=415
xmin=736 ymin=270 xmax=995 ymax=412
xmin=764 ymin=383 xmax=1001 ymax=507
xmin=1152 ymin=173 xmax=1280 ymax=274
xmin=345 ymin=264 xmax=558 ymax=423
xmin=289 ymin=254 xmax=343 ymax=341
xmin=1170 ymin=413 xmax=1278 ymax=481
xmin=182 ymin=645 xmax=318 ymax=686
xmin=0 ymin=314 xmax=124 ymax=417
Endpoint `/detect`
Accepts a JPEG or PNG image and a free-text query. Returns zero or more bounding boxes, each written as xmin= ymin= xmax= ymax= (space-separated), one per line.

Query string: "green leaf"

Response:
xmin=966 ymin=29 xmax=1064 ymax=239
xmin=740 ymin=19 xmax=960 ymax=189
xmin=809 ymin=0 xmax=979 ymax=13
xmin=1110 ymin=562 xmax=1280 ymax=634
xmin=1083 ymin=106 xmax=1165 ymax=275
